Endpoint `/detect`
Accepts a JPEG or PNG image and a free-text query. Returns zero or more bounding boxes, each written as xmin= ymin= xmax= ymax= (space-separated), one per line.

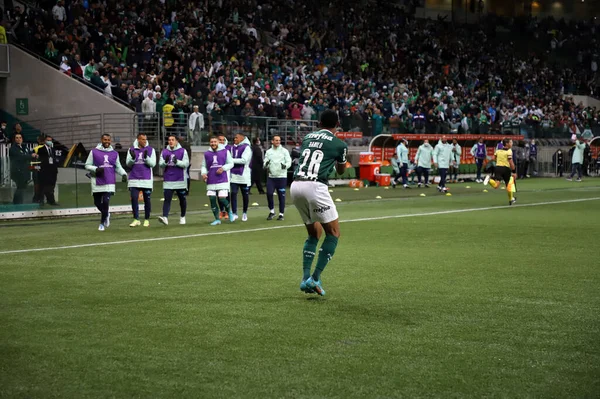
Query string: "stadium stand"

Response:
xmin=2 ymin=0 xmax=599 ymax=139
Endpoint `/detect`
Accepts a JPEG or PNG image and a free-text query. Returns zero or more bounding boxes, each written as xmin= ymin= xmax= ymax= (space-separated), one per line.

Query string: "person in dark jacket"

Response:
xmin=36 ymin=135 xmax=59 ymax=205
xmin=583 ymin=143 xmax=592 ymax=177
xmin=552 ymin=149 xmax=564 ymax=177
xmin=9 ymin=132 xmax=38 ymax=204
xmin=0 ymin=120 xmax=8 ymax=143
xmin=250 ymin=136 xmax=265 ymax=194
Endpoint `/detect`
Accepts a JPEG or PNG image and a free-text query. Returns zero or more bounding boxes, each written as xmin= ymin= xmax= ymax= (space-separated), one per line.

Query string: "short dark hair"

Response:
xmin=252 ymin=137 xmax=260 ymax=145
xmin=320 ymin=109 xmax=339 ymax=129
xmin=101 ymin=133 xmax=111 ymax=139
xmin=167 ymin=134 xmax=178 ymax=141
xmin=13 ymin=133 xmax=22 ymax=139
xmin=137 ymin=133 xmax=147 ymax=138
xmin=502 ymin=138 xmax=511 ymax=146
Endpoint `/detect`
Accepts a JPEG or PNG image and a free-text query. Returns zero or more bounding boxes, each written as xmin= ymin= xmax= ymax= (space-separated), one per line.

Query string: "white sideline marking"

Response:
xmin=0 ymin=197 xmax=598 ymax=255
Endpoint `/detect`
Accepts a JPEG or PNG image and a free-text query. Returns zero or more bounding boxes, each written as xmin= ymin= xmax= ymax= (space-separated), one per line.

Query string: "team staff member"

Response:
xmin=85 ymin=134 xmax=128 ymax=231
xmin=251 ymin=137 xmax=266 ymax=195
xmin=567 ymin=138 xmax=587 ymax=182
xmin=450 ymin=138 xmax=462 ymax=183
xmin=31 ymin=135 xmax=45 ymax=204
xmin=264 ymin=135 xmax=292 ymax=220
xmin=415 ymin=139 xmax=434 ymax=188
xmin=9 ymin=132 xmax=38 ymax=204
xmin=395 ymin=138 xmax=410 ymax=188
xmin=390 ymin=153 xmax=402 ymax=188
xmin=126 ymin=133 xmax=156 ymax=227
xmin=37 ymin=135 xmax=59 ymax=206
xmin=433 ymin=136 xmax=451 ymax=193
xmin=484 ymin=138 xmax=517 ymax=205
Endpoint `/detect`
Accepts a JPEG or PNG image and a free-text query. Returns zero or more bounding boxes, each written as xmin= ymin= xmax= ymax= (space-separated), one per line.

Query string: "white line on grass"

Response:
xmin=1 ymin=197 xmax=598 ymax=255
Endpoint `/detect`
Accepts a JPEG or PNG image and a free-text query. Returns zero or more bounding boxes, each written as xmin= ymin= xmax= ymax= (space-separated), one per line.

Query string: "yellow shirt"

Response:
xmin=495 ymin=148 xmax=512 ymax=168
xmin=162 ymin=104 xmax=174 ymax=127
xmin=0 ymin=26 xmax=7 ymax=44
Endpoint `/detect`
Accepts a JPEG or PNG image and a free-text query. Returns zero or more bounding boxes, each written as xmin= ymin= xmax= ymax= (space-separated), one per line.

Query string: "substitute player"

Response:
xmin=202 ymin=136 xmax=234 ymax=225
xmin=84 ymin=134 xmax=127 ymax=231
xmin=290 ymin=110 xmax=348 ymax=296
xmin=216 ymin=133 xmax=230 ymax=219
xmin=126 ymin=133 xmax=156 ymax=227
xmin=230 ymin=133 xmax=252 ymax=222
xmin=158 ymin=135 xmax=190 ymax=225
xmin=484 ymin=138 xmax=517 ymax=205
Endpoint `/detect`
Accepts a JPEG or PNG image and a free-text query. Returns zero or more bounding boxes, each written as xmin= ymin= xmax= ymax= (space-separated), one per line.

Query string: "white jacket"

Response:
xmin=142 ymin=98 xmax=156 ymax=116
xmin=264 ymin=145 xmax=292 ymax=178
xmin=188 ymin=112 xmax=204 ymax=131
xmin=230 ymin=137 xmax=252 ymax=185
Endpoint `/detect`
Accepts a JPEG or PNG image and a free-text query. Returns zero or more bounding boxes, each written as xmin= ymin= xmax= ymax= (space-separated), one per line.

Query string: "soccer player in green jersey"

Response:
xmin=290 ymin=110 xmax=348 ymax=296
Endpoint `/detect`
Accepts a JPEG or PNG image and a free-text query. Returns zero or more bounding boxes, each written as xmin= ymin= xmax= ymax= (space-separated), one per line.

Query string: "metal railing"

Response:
xmin=12 ymin=110 xmax=598 ymax=156
xmin=19 ymin=113 xmax=161 ymax=150
xmin=266 ymin=119 xmax=319 ymax=145
xmin=0 ymin=143 xmax=11 ymax=186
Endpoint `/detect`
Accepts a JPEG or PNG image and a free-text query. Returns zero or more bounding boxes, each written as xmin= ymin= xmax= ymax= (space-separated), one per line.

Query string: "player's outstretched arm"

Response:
xmin=335 ymin=146 xmax=348 ymax=175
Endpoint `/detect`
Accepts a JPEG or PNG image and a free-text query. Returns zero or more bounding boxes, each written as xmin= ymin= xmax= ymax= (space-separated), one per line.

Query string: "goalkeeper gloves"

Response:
xmin=95 ymin=166 xmax=104 ymax=177
xmin=281 ymin=163 xmax=287 ymax=170
xmin=143 ymin=149 xmax=148 ymax=159
xmin=164 ymin=153 xmax=170 ymax=162
xmin=122 ymin=175 xmax=128 ymax=183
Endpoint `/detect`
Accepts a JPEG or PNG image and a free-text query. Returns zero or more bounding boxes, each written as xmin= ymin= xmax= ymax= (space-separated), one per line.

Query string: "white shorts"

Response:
xmin=207 ymin=190 xmax=229 ymax=198
xmin=290 ymin=180 xmax=339 ymax=225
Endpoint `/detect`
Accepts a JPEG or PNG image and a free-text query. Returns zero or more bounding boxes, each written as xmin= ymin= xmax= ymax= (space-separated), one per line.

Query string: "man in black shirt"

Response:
xmin=36 ymin=135 xmax=59 ymax=206
xmin=250 ymin=137 xmax=265 ymax=194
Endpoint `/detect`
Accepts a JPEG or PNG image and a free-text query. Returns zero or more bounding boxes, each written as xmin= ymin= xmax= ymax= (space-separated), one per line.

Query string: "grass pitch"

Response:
xmin=1 ymin=179 xmax=599 ymax=398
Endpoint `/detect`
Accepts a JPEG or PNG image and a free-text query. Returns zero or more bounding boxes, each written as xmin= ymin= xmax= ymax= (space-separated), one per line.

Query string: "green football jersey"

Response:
xmin=293 ymin=129 xmax=348 ymax=185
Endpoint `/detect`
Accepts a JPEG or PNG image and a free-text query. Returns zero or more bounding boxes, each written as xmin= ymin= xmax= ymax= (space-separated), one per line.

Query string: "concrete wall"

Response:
xmin=570 ymin=95 xmax=600 ymax=109
xmin=0 ymin=45 xmax=133 ymax=122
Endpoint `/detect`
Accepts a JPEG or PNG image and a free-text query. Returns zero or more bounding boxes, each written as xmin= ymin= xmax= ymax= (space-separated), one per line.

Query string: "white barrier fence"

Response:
xmin=0 ymin=143 xmax=10 ymax=186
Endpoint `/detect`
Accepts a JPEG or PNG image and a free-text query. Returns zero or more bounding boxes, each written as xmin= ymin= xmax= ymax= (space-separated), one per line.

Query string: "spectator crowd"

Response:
xmin=2 ymin=0 xmax=600 ymax=137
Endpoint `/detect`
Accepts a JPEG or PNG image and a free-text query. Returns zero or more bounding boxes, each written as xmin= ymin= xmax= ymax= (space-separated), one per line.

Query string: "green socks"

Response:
xmin=303 ymin=236 xmax=319 ymax=280
xmin=302 ymin=235 xmax=339 ymax=281
xmin=209 ymin=196 xmax=219 ymax=220
xmin=312 ymin=235 xmax=338 ymax=281
xmin=218 ymin=197 xmax=230 ymax=212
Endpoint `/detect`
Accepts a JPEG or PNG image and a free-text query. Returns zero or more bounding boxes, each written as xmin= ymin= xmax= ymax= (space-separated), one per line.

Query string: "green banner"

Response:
xmin=16 ymin=98 xmax=28 ymax=115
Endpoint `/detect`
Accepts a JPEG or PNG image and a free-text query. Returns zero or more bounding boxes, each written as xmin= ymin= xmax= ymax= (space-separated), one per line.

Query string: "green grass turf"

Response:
xmin=1 ymin=179 xmax=600 ymax=398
